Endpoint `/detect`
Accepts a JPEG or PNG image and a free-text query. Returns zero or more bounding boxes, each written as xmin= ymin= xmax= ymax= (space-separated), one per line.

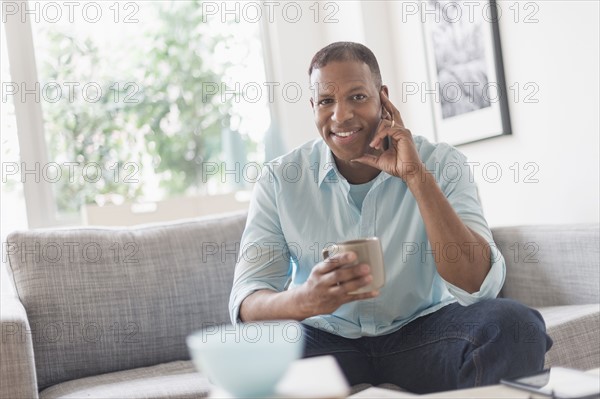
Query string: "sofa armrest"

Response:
xmin=1 ymin=293 xmax=38 ymax=399
xmin=492 ymin=224 xmax=600 ymax=307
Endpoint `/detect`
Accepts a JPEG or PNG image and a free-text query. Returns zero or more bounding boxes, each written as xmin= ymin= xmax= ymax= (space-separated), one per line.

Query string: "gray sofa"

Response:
xmin=1 ymin=211 xmax=598 ymax=398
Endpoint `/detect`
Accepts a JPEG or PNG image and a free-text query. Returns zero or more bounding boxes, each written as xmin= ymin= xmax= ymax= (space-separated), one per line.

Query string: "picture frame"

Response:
xmin=421 ymin=0 xmax=511 ymax=145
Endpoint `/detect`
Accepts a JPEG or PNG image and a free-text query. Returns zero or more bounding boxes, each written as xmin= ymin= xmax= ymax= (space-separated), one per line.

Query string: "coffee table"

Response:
xmin=209 ymin=359 xmax=598 ymax=398
xmin=349 ymin=368 xmax=600 ymax=398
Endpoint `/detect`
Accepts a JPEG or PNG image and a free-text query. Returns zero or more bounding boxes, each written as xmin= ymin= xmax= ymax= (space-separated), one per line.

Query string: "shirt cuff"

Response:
xmin=228 ymin=282 xmax=280 ymax=324
xmin=443 ymin=243 xmax=506 ymax=306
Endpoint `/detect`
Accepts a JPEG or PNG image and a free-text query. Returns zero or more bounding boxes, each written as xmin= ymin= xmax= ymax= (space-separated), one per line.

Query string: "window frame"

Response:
xmin=4 ymin=9 xmax=59 ymax=228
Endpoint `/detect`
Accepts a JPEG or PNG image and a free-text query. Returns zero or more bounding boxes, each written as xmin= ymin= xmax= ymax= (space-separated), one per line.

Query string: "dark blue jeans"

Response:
xmin=302 ymin=298 xmax=553 ymax=394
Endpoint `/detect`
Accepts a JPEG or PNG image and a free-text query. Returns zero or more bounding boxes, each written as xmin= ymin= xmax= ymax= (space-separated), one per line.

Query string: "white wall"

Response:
xmin=267 ymin=0 xmax=599 ymax=227
xmin=459 ymin=1 xmax=600 ymax=226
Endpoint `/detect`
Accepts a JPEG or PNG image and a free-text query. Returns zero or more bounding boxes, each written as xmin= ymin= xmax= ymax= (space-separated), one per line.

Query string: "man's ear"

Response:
xmin=381 ymin=85 xmax=389 ymax=98
xmin=380 ymin=85 xmax=390 ymax=118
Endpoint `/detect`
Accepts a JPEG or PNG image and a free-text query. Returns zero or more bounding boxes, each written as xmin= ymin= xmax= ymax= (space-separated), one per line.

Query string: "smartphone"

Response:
xmin=500 ymin=367 xmax=600 ymax=399
xmin=380 ymin=106 xmax=391 ymax=151
xmin=383 ymin=136 xmax=390 ymax=151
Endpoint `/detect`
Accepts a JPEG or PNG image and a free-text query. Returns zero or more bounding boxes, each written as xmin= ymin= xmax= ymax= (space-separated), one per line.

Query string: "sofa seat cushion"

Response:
xmin=538 ymin=304 xmax=600 ymax=370
xmin=40 ymin=360 xmax=211 ymax=399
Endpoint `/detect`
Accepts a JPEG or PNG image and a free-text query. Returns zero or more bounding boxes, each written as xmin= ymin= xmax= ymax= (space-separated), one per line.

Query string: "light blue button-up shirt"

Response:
xmin=229 ymin=136 xmax=505 ymax=338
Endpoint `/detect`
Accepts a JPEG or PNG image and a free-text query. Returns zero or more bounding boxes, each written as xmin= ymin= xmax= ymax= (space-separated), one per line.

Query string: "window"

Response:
xmin=4 ymin=0 xmax=271 ymax=226
xmin=1 ymin=23 xmax=28 ymax=240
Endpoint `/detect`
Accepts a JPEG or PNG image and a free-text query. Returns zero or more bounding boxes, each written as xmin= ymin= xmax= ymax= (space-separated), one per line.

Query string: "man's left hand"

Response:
xmin=352 ymin=90 xmax=425 ymax=184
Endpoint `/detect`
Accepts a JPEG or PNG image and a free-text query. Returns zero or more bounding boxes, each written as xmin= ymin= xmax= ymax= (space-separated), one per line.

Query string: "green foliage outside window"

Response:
xmin=37 ymin=1 xmax=256 ymax=214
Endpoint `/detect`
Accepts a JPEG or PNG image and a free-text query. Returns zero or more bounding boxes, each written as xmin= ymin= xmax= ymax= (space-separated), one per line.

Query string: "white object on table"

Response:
xmin=349 ymin=387 xmax=418 ymax=398
xmin=351 ymin=368 xmax=600 ymax=398
xmin=209 ymin=355 xmax=350 ymax=398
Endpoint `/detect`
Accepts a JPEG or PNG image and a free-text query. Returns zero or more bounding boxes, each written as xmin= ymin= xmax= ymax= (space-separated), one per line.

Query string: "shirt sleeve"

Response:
xmin=228 ymin=165 xmax=291 ymax=323
xmin=434 ymin=147 xmax=506 ymax=306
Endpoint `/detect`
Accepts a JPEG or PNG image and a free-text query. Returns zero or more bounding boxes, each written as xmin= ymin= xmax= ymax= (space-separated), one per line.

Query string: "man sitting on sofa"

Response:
xmin=228 ymin=41 xmax=553 ymax=393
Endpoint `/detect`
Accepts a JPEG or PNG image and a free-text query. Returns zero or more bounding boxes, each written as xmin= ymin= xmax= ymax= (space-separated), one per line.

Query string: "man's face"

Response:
xmin=310 ymin=60 xmax=384 ymax=164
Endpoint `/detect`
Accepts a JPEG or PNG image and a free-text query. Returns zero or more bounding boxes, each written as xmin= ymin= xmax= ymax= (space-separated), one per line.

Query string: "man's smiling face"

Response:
xmin=310 ymin=60 xmax=385 ymax=165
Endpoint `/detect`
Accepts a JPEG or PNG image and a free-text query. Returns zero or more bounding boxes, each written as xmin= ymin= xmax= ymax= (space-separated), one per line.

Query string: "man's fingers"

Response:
xmin=381 ymin=106 xmax=393 ymax=121
xmin=318 ymin=251 xmax=357 ymax=274
xmin=380 ymin=90 xmax=401 ymax=124
xmin=350 ymin=154 xmax=379 ymax=169
xmin=338 ymin=274 xmax=373 ymax=292
xmin=380 ymin=90 xmax=405 ymax=128
xmin=369 ymin=119 xmax=394 ymax=149
xmin=371 ymin=120 xmax=414 ymax=151
xmin=322 ymin=264 xmax=373 ymax=295
xmin=341 ymin=289 xmax=380 ymax=301
xmin=351 ymin=290 xmax=380 ymax=300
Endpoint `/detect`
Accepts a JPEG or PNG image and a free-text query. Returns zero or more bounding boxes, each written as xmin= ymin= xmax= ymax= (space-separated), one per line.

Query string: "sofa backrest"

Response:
xmin=492 ymin=224 xmax=600 ymax=307
xmin=6 ymin=211 xmax=247 ymax=390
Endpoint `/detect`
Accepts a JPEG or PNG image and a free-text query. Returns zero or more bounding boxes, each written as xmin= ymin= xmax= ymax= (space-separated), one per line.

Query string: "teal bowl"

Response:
xmin=186 ymin=320 xmax=304 ymax=397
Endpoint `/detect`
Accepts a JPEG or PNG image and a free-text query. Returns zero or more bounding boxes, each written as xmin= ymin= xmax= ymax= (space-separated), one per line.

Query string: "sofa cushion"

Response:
xmin=6 ymin=211 xmax=247 ymax=390
xmin=538 ymin=304 xmax=600 ymax=370
xmin=39 ymin=360 xmax=210 ymax=399
xmin=492 ymin=224 xmax=600 ymax=307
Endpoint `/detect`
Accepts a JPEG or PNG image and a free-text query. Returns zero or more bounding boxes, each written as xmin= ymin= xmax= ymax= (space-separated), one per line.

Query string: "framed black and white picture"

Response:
xmin=422 ymin=0 xmax=511 ymax=145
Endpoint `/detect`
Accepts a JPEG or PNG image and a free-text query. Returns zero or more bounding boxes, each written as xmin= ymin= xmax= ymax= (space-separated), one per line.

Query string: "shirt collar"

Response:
xmin=317 ymin=145 xmax=337 ymax=187
xmin=316 ymin=140 xmax=394 ymax=188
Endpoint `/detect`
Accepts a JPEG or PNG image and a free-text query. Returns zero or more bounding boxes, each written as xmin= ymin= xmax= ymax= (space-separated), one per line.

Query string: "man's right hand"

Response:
xmin=238 ymin=251 xmax=379 ymax=322
xmin=297 ymin=251 xmax=380 ymax=318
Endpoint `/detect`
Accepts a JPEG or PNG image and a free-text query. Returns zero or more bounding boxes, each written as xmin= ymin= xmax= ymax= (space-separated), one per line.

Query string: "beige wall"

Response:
xmin=266 ymin=0 xmax=599 ymax=227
